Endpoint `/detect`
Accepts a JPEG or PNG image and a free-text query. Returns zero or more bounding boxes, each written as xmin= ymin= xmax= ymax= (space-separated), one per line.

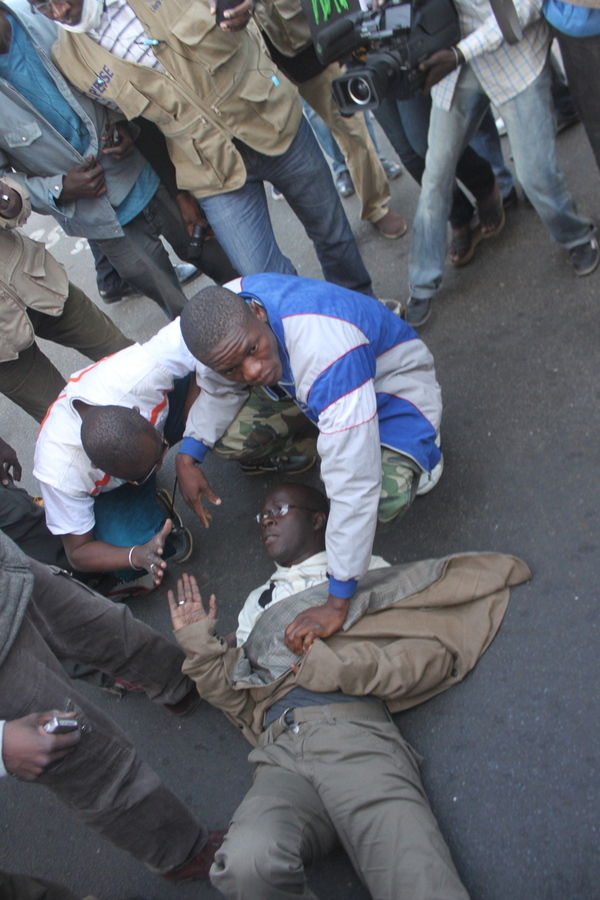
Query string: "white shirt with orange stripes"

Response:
xmin=33 ymin=320 xmax=246 ymax=536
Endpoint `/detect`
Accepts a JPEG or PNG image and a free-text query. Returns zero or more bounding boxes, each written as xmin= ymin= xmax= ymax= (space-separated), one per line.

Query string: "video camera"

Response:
xmin=303 ymin=0 xmax=461 ymax=112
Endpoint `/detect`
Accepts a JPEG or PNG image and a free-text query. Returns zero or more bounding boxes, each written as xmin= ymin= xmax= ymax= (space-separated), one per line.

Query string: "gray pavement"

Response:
xmin=1 ymin=121 xmax=599 ymax=900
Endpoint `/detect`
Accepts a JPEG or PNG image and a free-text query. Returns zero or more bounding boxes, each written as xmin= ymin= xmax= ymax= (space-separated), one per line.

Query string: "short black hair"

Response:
xmin=80 ymin=406 xmax=154 ymax=473
xmin=181 ymin=286 xmax=251 ymax=362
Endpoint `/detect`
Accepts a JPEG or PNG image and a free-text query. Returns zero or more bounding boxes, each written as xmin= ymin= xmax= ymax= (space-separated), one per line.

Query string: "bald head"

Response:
xmin=180 ymin=286 xmax=252 ymax=363
xmin=80 ymin=406 xmax=161 ymax=477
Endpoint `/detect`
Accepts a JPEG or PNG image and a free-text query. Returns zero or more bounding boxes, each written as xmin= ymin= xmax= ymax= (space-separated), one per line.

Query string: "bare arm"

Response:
xmin=62 ymin=520 xmax=172 ymax=584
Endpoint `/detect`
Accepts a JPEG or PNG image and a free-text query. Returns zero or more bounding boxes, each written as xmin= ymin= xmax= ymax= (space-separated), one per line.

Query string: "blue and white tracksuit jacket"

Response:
xmin=182 ymin=274 xmax=442 ymax=599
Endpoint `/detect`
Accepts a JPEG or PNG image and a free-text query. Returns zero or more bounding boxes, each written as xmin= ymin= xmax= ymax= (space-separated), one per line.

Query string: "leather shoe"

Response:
xmin=335 ymin=170 xmax=355 ymax=199
xmin=164 ymin=685 xmax=201 ymax=718
xmin=175 ymin=263 xmax=201 ymax=285
xmin=403 ymin=296 xmax=432 ymax=328
xmin=162 ymin=830 xmax=228 ymax=882
xmin=98 ymin=285 xmax=138 ymax=305
xmin=373 ymin=209 xmax=407 ymax=240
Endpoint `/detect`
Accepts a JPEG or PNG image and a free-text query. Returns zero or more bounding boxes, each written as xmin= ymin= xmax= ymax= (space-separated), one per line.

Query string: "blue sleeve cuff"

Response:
xmin=328 ymin=576 xmax=358 ymax=600
xmin=178 ymin=437 xmax=210 ymax=463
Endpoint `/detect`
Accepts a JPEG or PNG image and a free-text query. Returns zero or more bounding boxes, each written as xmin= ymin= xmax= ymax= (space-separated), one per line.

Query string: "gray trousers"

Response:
xmin=0 ymin=558 xmax=206 ymax=873
xmin=94 ymin=184 xmax=237 ymax=320
xmin=211 ymin=712 xmax=469 ymax=900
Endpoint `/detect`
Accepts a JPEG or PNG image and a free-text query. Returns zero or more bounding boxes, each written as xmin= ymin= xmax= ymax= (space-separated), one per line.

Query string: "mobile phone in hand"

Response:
xmin=44 ymin=717 xmax=79 ymax=734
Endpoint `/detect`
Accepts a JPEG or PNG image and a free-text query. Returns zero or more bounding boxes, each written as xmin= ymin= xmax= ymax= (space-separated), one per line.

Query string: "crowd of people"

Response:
xmin=0 ymin=0 xmax=597 ymax=895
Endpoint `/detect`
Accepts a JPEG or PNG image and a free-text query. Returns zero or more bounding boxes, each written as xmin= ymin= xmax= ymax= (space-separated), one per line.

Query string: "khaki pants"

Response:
xmin=0 ymin=282 xmax=132 ymax=422
xmin=300 ymin=65 xmax=391 ymax=225
xmin=211 ymin=713 xmax=469 ymax=900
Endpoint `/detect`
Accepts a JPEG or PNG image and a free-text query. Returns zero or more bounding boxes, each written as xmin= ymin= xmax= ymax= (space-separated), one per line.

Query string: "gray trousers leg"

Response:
xmin=0 ymin=559 xmax=206 ymax=872
xmin=211 ymin=718 xmax=469 ymax=900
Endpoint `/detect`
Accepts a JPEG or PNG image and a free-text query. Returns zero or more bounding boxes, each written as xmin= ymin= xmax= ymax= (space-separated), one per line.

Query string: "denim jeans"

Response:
xmin=469 ymin=107 xmax=515 ymax=199
xmin=200 ymin=117 xmax=374 ymax=297
xmin=0 ymin=558 xmax=204 ymax=872
xmin=302 ymin=105 xmax=383 ymax=175
xmin=409 ymin=63 xmax=594 ymax=301
xmin=373 ymin=92 xmax=496 ymax=228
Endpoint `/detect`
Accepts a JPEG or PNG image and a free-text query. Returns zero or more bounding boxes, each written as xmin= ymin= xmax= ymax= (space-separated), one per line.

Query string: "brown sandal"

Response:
xmin=449 ymin=223 xmax=483 ymax=267
xmin=479 ymin=182 xmax=506 ymax=238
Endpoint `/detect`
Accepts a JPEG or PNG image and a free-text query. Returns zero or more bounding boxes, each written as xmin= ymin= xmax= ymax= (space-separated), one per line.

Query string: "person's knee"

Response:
xmin=211 ymin=822 xmax=307 ymax=898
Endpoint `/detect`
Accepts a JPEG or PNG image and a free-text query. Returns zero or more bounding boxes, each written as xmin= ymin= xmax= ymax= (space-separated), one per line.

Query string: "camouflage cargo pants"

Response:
xmin=214 ymin=389 xmax=420 ymax=523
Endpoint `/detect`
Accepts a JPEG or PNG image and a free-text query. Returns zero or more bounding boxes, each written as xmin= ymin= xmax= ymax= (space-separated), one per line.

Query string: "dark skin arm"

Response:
xmin=208 ymin=0 xmax=254 ymax=32
xmin=3 ymin=711 xmax=81 ymax=781
xmin=419 ymin=46 xmax=465 ymax=94
xmin=176 ymin=453 xmax=221 ymax=529
xmin=62 ymin=519 xmax=172 ymax=585
xmin=60 ymin=155 xmax=107 ymax=203
xmin=101 ymin=120 xmax=136 ymax=162
xmin=284 ymin=595 xmax=350 ymax=655
xmin=0 ymin=437 xmax=22 ymax=484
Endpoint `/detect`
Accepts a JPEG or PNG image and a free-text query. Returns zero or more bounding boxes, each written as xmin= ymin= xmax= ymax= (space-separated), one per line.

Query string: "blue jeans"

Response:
xmin=469 ymin=107 xmax=515 ymax=199
xmin=200 ymin=117 xmax=374 ymax=297
xmin=409 ymin=63 xmax=594 ymax=300
xmin=303 ymin=103 xmax=383 ymax=175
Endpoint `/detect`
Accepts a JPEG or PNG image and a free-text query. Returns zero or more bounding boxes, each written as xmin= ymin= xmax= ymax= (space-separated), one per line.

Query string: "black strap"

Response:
xmin=258 ymin=581 xmax=276 ymax=609
xmin=488 ymin=0 xmax=523 ymax=44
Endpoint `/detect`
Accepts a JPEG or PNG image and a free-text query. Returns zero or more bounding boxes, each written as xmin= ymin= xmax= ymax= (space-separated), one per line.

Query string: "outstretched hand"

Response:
xmin=130 ymin=519 xmax=172 ymax=585
xmin=168 ymin=573 xmax=218 ymax=630
xmin=284 ymin=595 xmax=350 ymax=656
xmin=176 ymin=453 xmax=221 ymax=528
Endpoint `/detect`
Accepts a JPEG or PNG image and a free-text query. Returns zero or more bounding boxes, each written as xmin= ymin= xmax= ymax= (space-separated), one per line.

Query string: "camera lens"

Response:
xmin=348 ymin=76 xmax=372 ymax=106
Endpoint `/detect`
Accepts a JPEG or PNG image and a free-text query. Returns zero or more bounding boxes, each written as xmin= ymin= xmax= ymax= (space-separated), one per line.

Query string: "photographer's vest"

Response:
xmin=53 ymin=0 xmax=302 ymax=197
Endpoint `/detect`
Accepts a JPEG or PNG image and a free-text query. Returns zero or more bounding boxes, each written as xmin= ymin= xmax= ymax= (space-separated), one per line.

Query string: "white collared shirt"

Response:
xmin=235 ymin=551 xmax=390 ymax=646
xmin=88 ymin=0 xmax=166 ymax=70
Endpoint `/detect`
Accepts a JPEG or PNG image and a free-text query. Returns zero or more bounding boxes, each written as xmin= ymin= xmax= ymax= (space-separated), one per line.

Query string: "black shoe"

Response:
xmin=175 ymin=263 xmax=201 ymax=285
xmin=569 ymin=237 xmax=600 ymax=277
xmin=238 ymin=454 xmax=316 ymax=475
xmin=335 ymin=170 xmax=355 ymax=199
xmin=502 ymin=186 xmax=518 ymax=211
xmin=403 ymin=296 xmax=432 ymax=328
xmin=98 ymin=285 xmax=138 ymax=305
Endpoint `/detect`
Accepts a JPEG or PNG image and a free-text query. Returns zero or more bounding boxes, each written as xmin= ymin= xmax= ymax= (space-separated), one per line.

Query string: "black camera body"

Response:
xmin=310 ymin=0 xmax=460 ymax=112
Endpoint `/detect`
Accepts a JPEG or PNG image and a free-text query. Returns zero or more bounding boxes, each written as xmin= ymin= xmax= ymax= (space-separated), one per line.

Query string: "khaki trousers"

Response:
xmin=211 ymin=713 xmax=469 ymax=900
xmin=0 ymin=282 xmax=132 ymax=422
xmin=300 ymin=65 xmax=391 ymax=224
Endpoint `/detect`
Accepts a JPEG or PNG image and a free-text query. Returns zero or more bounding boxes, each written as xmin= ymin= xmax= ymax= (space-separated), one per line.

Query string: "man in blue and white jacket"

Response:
xmin=177 ymin=274 xmax=443 ymax=654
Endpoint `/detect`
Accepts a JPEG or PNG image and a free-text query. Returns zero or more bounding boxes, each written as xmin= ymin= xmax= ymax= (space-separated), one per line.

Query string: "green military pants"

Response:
xmin=0 ymin=282 xmax=132 ymax=422
xmin=214 ymin=389 xmax=420 ymax=524
xmin=211 ymin=713 xmax=469 ymax=900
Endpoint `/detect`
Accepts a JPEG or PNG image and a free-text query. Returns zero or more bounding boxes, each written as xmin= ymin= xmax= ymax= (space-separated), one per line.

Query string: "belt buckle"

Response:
xmin=278 ymin=707 xmax=300 ymax=734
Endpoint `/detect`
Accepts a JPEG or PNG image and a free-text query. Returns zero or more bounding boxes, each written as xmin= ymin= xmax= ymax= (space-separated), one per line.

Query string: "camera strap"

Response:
xmin=488 ymin=0 xmax=523 ymax=44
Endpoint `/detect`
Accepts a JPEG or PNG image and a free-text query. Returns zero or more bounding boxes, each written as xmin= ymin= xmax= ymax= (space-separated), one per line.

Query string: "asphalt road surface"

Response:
xmin=1 ymin=120 xmax=598 ymax=900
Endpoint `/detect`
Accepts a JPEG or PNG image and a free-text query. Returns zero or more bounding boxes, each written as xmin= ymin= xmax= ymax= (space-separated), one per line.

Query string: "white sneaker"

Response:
xmin=416 ymin=453 xmax=444 ymax=496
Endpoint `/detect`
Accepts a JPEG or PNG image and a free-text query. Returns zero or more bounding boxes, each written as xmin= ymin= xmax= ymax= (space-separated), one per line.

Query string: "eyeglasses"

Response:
xmin=255 ymin=503 xmax=320 ymax=524
xmin=128 ymin=437 xmax=169 ymax=486
xmin=30 ymin=0 xmax=63 ymax=15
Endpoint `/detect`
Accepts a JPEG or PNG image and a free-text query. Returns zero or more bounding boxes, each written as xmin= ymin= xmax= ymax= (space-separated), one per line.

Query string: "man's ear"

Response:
xmin=312 ymin=511 xmax=327 ymax=532
xmin=249 ymin=300 xmax=268 ymax=323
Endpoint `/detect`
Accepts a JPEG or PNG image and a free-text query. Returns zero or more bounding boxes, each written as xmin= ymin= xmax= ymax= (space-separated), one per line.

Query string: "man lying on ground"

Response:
xmin=168 ymin=483 xmax=530 ymax=899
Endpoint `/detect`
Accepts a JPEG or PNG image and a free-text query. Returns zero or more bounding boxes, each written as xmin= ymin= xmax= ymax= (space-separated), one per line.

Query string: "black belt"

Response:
xmin=259 ymin=700 xmax=391 ymax=747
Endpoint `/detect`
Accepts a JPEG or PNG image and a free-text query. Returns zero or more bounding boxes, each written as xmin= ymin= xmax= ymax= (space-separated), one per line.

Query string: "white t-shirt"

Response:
xmin=236 ymin=551 xmax=390 ymax=646
xmin=33 ymin=320 xmax=197 ymax=536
